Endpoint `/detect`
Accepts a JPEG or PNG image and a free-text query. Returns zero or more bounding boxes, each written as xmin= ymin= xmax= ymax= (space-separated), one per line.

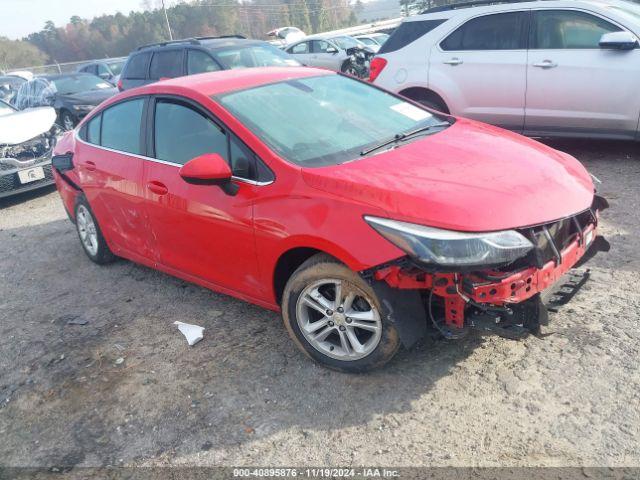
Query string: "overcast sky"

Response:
xmin=3 ymin=0 xmax=144 ymax=40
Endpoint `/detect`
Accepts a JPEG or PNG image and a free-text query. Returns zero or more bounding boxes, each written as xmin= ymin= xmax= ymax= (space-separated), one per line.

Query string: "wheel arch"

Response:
xmin=398 ymin=86 xmax=450 ymax=114
xmin=271 ymin=239 xmax=370 ymax=305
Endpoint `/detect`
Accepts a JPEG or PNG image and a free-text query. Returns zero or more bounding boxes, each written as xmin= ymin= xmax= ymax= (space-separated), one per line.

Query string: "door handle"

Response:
xmin=147 ymin=181 xmax=168 ymax=196
xmin=444 ymin=57 xmax=463 ymax=65
xmin=84 ymin=161 xmax=96 ymax=171
xmin=533 ymin=60 xmax=558 ymax=68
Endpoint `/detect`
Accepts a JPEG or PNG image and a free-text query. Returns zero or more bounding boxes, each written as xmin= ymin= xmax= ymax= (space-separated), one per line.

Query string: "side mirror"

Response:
xmin=599 ymin=31 xmax=638 ymax=50
xmin=326 ymin=46 xmax=338 ymax=54
xmin=179 ymin=153 xmax=238 ymax=195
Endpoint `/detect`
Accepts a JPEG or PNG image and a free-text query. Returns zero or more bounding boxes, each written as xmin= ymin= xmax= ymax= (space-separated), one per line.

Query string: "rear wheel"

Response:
xmin=282 ymin=254 xmax=400 ymax=372
xmin=74 ymin=196 xmax=115 ymax=264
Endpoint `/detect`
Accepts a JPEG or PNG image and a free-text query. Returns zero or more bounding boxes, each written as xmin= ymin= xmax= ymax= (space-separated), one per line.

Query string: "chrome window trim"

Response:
xmin=74 ymin=131 xmax=274 ymax=186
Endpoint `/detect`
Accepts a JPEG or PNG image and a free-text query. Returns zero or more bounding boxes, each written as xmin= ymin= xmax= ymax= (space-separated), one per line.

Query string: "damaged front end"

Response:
xmin=0 ymin=107 xmax=61 ymax=198
xmin=361 ymin=197 xmax=610 ymax=346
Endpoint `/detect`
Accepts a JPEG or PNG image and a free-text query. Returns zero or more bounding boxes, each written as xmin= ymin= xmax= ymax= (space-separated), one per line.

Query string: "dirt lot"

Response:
xmin=0 ymin=139 xmax=639 ymax=470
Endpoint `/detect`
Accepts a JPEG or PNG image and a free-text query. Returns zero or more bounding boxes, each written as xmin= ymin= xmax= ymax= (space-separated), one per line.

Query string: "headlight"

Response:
xmin=72 ymin=104 xmax=94 ymax=111
xmin=365 ymin=216 xmax=534 ymax=268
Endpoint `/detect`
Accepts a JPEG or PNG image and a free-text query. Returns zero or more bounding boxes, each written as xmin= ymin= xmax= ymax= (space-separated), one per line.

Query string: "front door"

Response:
xmin=143 ymin=97 xmax=265 ymax=298
xmin=429 ymin=10 xmax=529 ymax=131
xmin=525 ymin=9 xmax=640 ymax=137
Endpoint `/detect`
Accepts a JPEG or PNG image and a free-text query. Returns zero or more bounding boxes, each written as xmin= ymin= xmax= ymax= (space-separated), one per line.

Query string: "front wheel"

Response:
xmin=282 ymin=254 xmax=400 ymax=372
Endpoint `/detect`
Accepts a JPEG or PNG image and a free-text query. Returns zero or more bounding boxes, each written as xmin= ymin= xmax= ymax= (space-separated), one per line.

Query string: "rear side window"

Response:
xmin=187 ymin=50 xmax=221 ymax=74
xmin=530 ymin=10 xmax=621 ymax=49
xmin=379 ymin=19 xmax=447 ymax=53
xmin=149 ymin=50 xmax=183 ymax=79
xmin=101 ymin=99 xmax=144 ymax=155
xmin=441 ymin=12 xmax=528 ymax=50
xmin=289 ymin=42 xmax=310 ymax=54
xmin=87 ymin=114 xmax=101 ymax=144
xmin=154 ymin=100 xmax=226 ymax=165
xmin=123 ymin=53 xmax=150 ymax=79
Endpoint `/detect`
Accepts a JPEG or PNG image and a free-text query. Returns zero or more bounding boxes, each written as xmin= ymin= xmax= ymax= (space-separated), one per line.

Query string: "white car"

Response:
xmin=354 ymin=33 xmax=390 ymax=52
xmin=370 ymin=0 xmax=640 ymax=140
xmin=285 ymin=35 xmax=374 ymax=73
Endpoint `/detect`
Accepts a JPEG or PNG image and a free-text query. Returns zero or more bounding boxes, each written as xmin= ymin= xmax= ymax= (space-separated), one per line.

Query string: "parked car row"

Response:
xmin=370 ymin=0 xmax=640 ymax=140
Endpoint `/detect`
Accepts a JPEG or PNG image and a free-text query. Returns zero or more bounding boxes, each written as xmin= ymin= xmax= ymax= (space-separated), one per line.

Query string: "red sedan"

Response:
xmin=51 ymin=67 xmax=607 ymax=372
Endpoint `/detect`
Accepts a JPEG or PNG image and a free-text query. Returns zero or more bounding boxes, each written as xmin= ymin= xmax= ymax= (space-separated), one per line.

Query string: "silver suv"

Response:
xmin=371 ymin=0 xmax=640 ymax=140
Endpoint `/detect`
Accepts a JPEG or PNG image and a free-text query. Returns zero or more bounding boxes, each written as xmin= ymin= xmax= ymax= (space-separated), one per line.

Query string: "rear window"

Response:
xmin=101 ymin=99 xmax=144 ymax=155
xmin=379 ymin=19 xmax=447 ymax=53
xmin=123 ymin=53 xmax=150 ymax=79
xmin=149 ymin=50 xmax=183 ymax=79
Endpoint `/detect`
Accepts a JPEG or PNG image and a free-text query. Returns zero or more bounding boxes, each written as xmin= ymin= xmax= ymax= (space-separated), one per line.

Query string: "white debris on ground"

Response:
xmin=174 ymin=321 xmax=205 ymax=346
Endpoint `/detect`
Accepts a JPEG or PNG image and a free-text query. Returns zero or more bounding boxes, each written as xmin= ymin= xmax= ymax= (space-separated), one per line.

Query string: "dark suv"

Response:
xmin=118 ymin=36 xmax=301 ymax=91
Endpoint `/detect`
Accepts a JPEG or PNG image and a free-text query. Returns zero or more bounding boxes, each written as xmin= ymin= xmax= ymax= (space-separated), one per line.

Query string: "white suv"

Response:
xmin=370 ymin=0 xmax=640 ymax=140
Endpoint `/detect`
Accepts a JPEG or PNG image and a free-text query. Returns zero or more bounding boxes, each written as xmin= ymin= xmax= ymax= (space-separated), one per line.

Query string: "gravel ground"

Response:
xmin=0 ymin=139 xmax=638 ymax=470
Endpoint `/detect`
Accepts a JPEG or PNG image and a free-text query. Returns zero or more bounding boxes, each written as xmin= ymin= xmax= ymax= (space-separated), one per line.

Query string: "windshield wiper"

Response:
xmin=359 ymin=121 xmax=451 ymax=157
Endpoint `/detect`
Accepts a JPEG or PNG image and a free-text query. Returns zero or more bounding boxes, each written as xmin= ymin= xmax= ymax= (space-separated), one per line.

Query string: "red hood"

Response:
xmin=301 ymin=119 xmax=594 ymax=232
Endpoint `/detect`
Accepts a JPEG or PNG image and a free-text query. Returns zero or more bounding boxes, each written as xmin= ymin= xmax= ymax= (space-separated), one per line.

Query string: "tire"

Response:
xmin=282 ymin=253 xmax=400 ymax=372
xmin=416 ymin=98 xmax=447 ymax=113
xmin=74 ymin=195 xmax=116 ymax=265
xmin=60 ymin=110 xmax=76 ymax=131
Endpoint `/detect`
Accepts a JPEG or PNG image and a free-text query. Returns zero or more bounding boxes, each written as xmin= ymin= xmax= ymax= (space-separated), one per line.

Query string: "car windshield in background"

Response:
xmin=51 ymin=75 xmax=113 ymax=95
xmin=217 ymin=74 xmax=448 ymax=167
xmin=373 ymin=33 xmax=390 ymax=43
xmin=330 ymin=36 xmax=363 ymax=49
xmin=107 ymin=61 xmax=125 ymax=76
xmin=212 ymin=44 xmax=300 ymax=69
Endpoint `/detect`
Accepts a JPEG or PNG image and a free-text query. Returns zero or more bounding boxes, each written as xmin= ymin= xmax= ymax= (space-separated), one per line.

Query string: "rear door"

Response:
xmin=430 ymin=11 xmax=529 ymax=131
xmin=76 ymin=98 xmax=154 ymax=259
xmin=142 ymin=96 xmax=268 ymax=298
xmin=287 ymin=41 xmax=314 ymax=66
xmin=525 ymin=9 xmax=640 ymax=138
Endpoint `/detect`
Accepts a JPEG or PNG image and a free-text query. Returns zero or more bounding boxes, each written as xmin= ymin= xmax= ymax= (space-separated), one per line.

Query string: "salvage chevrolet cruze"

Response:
xmin=51 ymin=67 xmax=606 ymax=372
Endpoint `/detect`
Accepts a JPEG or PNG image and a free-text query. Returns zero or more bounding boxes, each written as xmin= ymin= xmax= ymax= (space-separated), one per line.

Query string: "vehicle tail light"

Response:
xmin=368 ymin=57 xmax=387 ymax=83
xmin=117 ymin=79 xmax=123 ymax=91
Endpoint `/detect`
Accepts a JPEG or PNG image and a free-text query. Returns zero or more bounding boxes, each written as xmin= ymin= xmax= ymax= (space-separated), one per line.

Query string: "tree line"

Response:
xmin=2 ymin=0 xmax=357 ymax=70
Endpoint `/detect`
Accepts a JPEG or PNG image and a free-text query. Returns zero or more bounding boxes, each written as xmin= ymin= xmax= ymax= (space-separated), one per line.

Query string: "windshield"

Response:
xmin=107 ymin=60 xmax=125 ymax=76
xmin=373 ymin=33 xmax=390 ymax=44
xmin=212 ymin=44 xmax=300 ymax=69
xmin=357 ymin=37 xmax=377 ymax=46
xmin=217 ymin=74 xmax=448 ymax=167
xmin=51 ymin=75 xmax=112 ymax=95
xmin=330 ymin=36 xmax=363 ymax=49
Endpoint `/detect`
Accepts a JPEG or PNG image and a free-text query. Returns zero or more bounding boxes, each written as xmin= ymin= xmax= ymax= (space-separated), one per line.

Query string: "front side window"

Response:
xmin=101 ymin=99 xmax=144 ymax=155
xmin=97 ymin=64 xmax=110 ymax=76
xmin=187 ymin=50 xmax=221 ymax=74
xmin=312 ymin=40 xmax=332 ymax=53
xmin=154 ymin=100 xmax=227 ymax=165
xmin=531 ymin=10 xmax=622 ymax=49
xmin=217 ymin=74 xmax=448 ymax=167
xmin=149 ymin=50 xmax=183 ymax=79
xmin=441 ymin=12 xmax=527 ymax=50
xmin=123 ymin=53 xmax=150 ymax=79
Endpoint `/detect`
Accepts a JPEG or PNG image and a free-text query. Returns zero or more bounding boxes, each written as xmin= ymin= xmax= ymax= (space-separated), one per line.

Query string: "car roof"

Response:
xmin=133 ymin=37 xmax=265 ymax=53
xmin=413 ymin=0 xmax=630 ymax=19
xmin=118 ymin=66 xmax=332 ymax=99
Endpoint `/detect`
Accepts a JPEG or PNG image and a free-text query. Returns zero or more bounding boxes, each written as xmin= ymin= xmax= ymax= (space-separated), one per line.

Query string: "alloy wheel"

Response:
xmin=76 ymin=205 xmax=98 ymax=256
xmin=295 ymin=278 xmax=382 ymax=361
